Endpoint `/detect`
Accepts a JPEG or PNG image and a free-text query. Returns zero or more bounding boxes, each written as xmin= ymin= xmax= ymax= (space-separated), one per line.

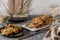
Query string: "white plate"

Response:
xmin=22 ymin=24 xmax=50 ymax=31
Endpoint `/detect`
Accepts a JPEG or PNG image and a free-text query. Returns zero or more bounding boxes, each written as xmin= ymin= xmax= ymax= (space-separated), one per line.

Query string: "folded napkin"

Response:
xmin=43 ymin=31 xmax=53 ymax=40
xmin=43 ymin=26 xmax=60 ymax=40
xmin=0 ymin=16 xmax=8 ymax=24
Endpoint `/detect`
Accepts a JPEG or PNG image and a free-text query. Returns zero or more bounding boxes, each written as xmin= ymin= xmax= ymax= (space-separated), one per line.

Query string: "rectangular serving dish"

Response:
xmin=21 ymin=24 xmax=50 ymax=31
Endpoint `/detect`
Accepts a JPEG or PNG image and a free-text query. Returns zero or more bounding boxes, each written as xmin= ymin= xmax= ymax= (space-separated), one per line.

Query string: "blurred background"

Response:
xmin=0 ymin=0 xmax=60 ymax=16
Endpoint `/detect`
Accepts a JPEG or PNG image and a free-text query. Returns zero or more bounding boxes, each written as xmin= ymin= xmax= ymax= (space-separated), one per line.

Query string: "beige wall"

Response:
xmin=29 ymin=0 xmax=60 ymax=15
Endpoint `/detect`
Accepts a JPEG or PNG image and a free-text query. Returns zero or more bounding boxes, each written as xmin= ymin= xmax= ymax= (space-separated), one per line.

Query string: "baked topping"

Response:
xmin=26 ymin=15 xmax=53 ymax=28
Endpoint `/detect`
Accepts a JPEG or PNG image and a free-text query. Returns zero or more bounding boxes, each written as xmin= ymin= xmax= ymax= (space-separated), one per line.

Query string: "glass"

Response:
xmin=49 ymin=4 xmax=59 ymax=17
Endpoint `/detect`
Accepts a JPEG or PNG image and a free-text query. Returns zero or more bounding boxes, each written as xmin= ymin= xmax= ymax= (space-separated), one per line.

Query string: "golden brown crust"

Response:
xmin=32 ymin=17 xmax=43 ymax=25
xmin=26 ymin=15 xmax=53 ymax=28
xmin=0 ymin=24 xmax=22 ymax=36
xmin=44 ymin=16 xmax=53 ymax=25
